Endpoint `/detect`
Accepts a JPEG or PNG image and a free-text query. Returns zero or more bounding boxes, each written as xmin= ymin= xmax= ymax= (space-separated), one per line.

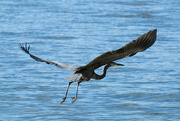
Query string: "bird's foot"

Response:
xmin=72 ymin=97 xmax=77 ymax=103
xmin=61 ymin=97 xmax=66 ymax=104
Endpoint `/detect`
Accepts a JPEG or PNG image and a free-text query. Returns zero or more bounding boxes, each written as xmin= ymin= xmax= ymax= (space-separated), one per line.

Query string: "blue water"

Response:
xmin=0 ymin=0 xmax=180 ymax=121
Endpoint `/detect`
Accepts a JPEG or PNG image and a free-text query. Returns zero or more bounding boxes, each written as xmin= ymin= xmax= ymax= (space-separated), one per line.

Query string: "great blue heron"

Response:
xmin=19 ymin=29 xmax=157 ymax=103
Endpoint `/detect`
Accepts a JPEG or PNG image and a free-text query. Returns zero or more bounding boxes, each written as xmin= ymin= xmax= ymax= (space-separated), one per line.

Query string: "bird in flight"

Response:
xmin=19 ymin=29 xmax=157 ymax=103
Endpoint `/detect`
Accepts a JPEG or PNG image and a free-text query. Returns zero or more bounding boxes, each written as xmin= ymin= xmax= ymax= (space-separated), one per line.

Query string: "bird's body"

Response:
xmin=19 ymin=29 xmax=157 ymax=103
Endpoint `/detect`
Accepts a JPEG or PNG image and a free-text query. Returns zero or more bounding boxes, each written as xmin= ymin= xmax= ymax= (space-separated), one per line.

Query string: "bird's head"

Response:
xmin=109 ymin=62 xmax=124 ymax=67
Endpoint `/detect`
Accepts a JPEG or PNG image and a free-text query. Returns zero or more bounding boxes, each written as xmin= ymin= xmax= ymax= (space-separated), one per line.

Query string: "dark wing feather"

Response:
xmin=77 ymin=29 xmax=157 ymax=71
xmin=19 ymin=43 xmax=77 ymax=71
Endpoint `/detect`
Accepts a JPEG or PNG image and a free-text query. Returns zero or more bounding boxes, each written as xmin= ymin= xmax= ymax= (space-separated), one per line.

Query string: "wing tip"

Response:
xmin=151 ymin=29 xmax=157 ymax=37
xmin=147 ymin=29 xmax=157 ymax=37
xmin=19 ymin=43 xmax=31 ymax=54
xmin=153 ymin=28 xmax=157 ymax=33
xmin=140 ymin=29 xmax=157 ymax=50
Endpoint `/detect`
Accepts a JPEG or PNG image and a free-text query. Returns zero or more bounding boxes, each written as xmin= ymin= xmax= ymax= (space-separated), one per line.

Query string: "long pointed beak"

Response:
xmin=116 ymin=63 xmax=124 ymax=66
xmin=110 ymin=62 xmax=124 ymax=67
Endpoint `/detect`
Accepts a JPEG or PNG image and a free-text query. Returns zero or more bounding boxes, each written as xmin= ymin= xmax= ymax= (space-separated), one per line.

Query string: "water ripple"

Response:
xmin=0 ymin=0 xmax=180 ymax=121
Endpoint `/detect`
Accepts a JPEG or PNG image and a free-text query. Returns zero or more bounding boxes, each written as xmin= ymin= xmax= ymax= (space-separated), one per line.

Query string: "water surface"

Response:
xmin=0 ymin=0 xmax=180 ymax=121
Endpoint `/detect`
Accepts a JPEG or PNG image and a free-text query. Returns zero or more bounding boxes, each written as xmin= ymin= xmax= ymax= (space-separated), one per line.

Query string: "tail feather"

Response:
xmin=65 ymin=73 xmax=82 ymax=81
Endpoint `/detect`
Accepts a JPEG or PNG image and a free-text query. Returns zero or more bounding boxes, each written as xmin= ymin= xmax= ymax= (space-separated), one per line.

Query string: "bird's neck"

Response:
xmin=92 ymin=64 xmax=110 ymax=80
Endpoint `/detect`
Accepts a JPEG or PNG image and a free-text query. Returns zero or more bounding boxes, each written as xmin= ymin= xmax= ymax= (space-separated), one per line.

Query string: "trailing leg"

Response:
xmin=72 ymin=81 xmax=81 ymax=103
xmin=61 ymin=81 xmax=73 ymax=104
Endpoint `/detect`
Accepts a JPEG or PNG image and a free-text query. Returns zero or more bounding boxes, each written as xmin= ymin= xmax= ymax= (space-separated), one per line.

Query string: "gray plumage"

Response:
xmin=19 ymin=29 xmax=157 ymax=103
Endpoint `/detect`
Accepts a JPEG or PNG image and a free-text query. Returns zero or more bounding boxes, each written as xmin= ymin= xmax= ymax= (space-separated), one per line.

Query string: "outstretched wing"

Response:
xmin=19 ymin=43 xmax=77 ymax=71
xmin=77 ymin=29 xmax=157 ymax=71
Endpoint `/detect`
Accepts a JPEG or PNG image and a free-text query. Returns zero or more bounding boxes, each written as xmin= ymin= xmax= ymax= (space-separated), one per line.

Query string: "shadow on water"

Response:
xmin=96 ymin=13 xmax=153 ymax=18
